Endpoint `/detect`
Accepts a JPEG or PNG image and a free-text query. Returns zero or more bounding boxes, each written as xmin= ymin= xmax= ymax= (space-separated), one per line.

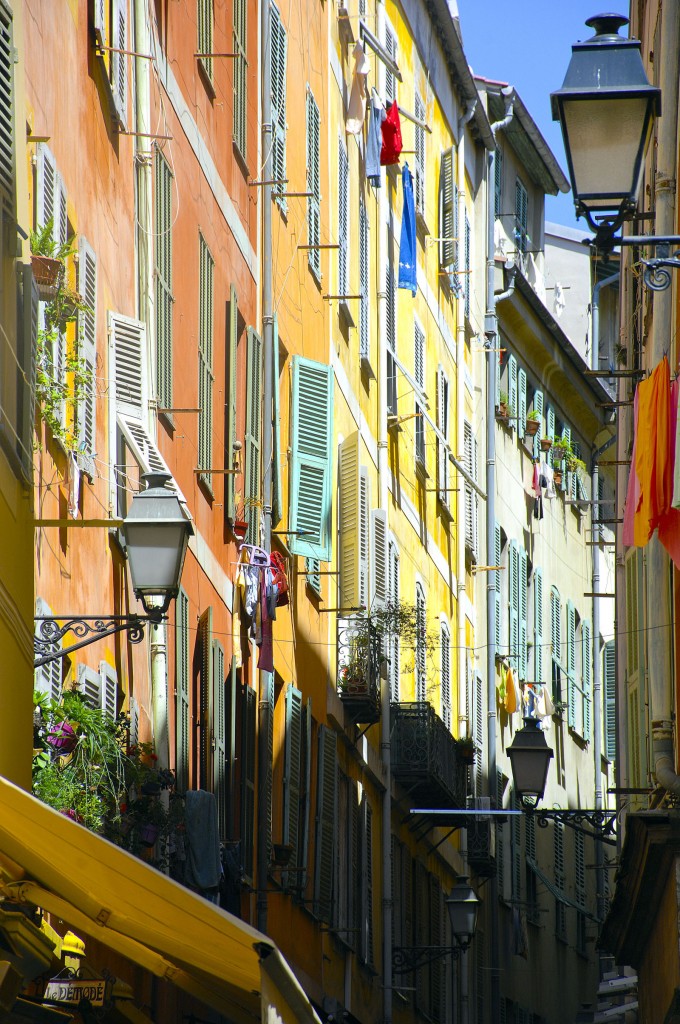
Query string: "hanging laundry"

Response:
xmin=504 ymin=666 xmax=520 ymax=714
xmin=622 ymin=386 xmax=640 ymax=546
xmin=658 ymin=377 xmax=680 ymax=568
xmin=232 ymin=567 xmax=245 ymax=669
xmin=498 ymin=663 xmax=508 ymax=706
xmin=398 ymin=163 xmax=417 ymax=295
xmin=633 ymin=356 xmax=672 ymax=545
xmin=270 ymin=551 xmax=290 ymax=606
xmin=366 ymin=91 xmax=385 ymax=186
xmin=66 ymin=450 xmax=81 ymax=519
xmin=540 ymin=460 xmax=555 ymax=500
xmin=380 ymin=101 xmax=402 ymax=166
xmin=531 ymin=461 xmax=541 ymax=497
xmin=346 ymin=41 xmax=370 ymax=134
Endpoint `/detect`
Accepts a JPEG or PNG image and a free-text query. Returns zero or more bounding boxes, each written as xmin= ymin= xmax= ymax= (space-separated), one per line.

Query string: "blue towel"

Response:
xmin=399 ymin=163 xmax=417 ymax=295
xmin=184 ymin=789 xmax=222 ymax=894
xmin=366 ymin=95 xmax=384 ymax=187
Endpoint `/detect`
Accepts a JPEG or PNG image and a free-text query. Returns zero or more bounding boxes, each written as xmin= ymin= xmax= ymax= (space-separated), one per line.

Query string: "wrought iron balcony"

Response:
xmin=466 ymin=817 xmax=496 ymax=878
xmin=337 ymin=617 xmax=381 ymax=724
xmin=390 ymin=702 xmax=467 ymax=808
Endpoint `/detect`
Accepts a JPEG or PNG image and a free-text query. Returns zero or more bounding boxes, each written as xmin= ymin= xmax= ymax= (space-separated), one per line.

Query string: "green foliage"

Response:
xmin=30 ymin=218 xmax=76 ymax=261
xmin=527 ymin=408 xmax=540 ymax=421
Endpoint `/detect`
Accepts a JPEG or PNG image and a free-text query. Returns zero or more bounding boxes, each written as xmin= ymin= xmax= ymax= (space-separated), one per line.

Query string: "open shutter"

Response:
xmin=532 ymin=389 xmax=544 ymax=460
xmin=175 ymin=587 xmax=190 ymax=793
xmin=77 ymin=238 xmax=97 ymax=478
xmin=314 ymin=725 xmax=337 ymax=921
xmin=440 ymin=621 xmax=451 ymax=729
xmin=198 ymin=607 xmax=213 ymax=790
xmin=370 ymin=509 xmax=387 ymax=610
xmin=604 ymin=640 xmax=616 ymax=759
xmin=518 ymin=367 xmax=527 ymax=437
xmin=306 ymin=91 xmax=321 ymax=278
xmin=508 ymin=355 xmax=518 ymax=431
xmin=283 ymin=685 xmax=303 ymax=886
xmin=212 ymin=639 xmax=227 ymax=838
xmin=519 ymin=547 xmax=528 ymax=681
xmin=270 ymin=3 xmax=287 ymax=212
xmin=289 ymin=356 xmax=333 ymax=560
xmin=388 ymin=541 xmax=400 ymax=700
xmin=77 ymin=665 xmax=101 ymax=707
xmin=494 ymin=523 xmax=502 ymax=652
xmin=34 ymin=599 xmax=63 ymax=701
xmin=582 ymin=619 xmax=592 ymax=740
xmin=20 ymin=265 xmax=39 ymax=479
xmin=436 ymin=366 xmax=450 ymax=507
xmin=337 ymin=136 xmax=348 ymax=292
xmin=494 ymin=147 xmax=503 ymax=217
xmin=226 ymin=286 xmax=239 ymax=520
xmin=241 ymin=683 xmax=256 ymax=881
xmin=198 ymin=236 xmax=215 ymax=486
xmin=363 ymin=801 xmax=374 ymax=966
xmin=414 ymin=94 xmax=425 ymax=215
xmin=566 ymin=601 xmax=576 ymax=727
xmin=244 ymin=327 xmax=262 ymax=543
xmin=154 ymin=150 xmax=173 ymax=412
xmin=92 ymin=0 xmax=106 ymax=46
xmin=272 ymin=313 xmax=282 ymax=526
xmin=546 ymin=406 xmax=555 ymax=467
xmin=232 ymin=0 xmax=247 ymax=157
xmin=386 ymin=263 xmax=397 ymax=415
xmin=439 ymin=148 xmax=454 ymax=271
xmin=464 ymin=211 xmax=471 ymax=318
xmin=415 ymin=582 xmax=426 ymax=701
xmin=551 ymin=587 xmax=562 ymax=702
xmin=339 ymin=432 xmax=360 ymax=608
xmin=359 ymin=470 xmax=369 ymax=610
xmin=534 ymin=568 xmax=544 ymax=684
xmin=508 ymin=541 xmax=519 ymax=672
xmin=359 ymin=198 xmax=369 ymax=361
xmin=111 ymin=0 xmax=127 ymax=129
xmin=99 ymin=662 xmax=118 ymax=719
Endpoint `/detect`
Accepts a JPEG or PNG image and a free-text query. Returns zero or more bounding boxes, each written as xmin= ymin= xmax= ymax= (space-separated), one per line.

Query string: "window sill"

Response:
xmin=339 ymin=299 xmax=355 ymax=329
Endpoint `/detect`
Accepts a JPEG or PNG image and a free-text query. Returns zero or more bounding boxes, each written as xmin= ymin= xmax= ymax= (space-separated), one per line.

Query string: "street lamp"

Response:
xmin=392 ymin=877 xmax=479 ymax=973
xmin=34 ymin=473 xmax=194 ymax=668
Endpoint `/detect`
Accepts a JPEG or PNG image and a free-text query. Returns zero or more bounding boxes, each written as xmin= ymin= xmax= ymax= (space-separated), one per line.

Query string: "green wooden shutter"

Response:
xmin=519 ymin=547 xmax=528 ymax=681
xmin=282 ymin=684 xmax=303 ymax=888
xmin=154 ymin=150 xmax=173 ymax=412
xmin=494 ymin=522 xmax=502 ymax=652
xmin=244 ymin=327 xmax=262 ymax=542
xmin=551 ymin=587 xmax=561 ymax=703
xmin=272 ymin=313 xmax=282 ymax=526
xmin=509 ymin=541 xmax=519 ymax=672
xmin=297 ymin=698 xmax=312 ymax=893
xmin=241 ymin=682 xmax=256 ymax=881
xmin=314 ymin=725 xmax=338 ymax=921
xmin=532 ymin=389 xmax=544 ymax=460
xmin=233 ymin=0 xmax=247 ymax=157
xmin=518 ymin=367 xmax=527 ymax=437
xmin=19 ymin=265 xmax=39 ymax=479
xmin=175 ymin=587 xmax=190 ymax=794
xmin=604 ymin=640 xmax=616 ymax=759
xmin=494 ymin=147 xmax=502 ymax=218
xmin=198 ymin=607 xmax=213 ymax=789
xmin=305 ymin=557 xmax=321 ymax=595
xmin=337 ymin=136 xmax=348 ymax=291
xmin=582 ymin=619 xmax=592 ymax=740
xmin=464 ymin=211 xmax=471 ymax=318
xmin=306 ymin=90 xmax=321 ymax=277
xmin=0 ymin=4 xmax=14 ymax=213
xmin=439 ymin=148 xmax=454 ymax=270
xmin=270 ymin=3 xmax=287 ymax=212
xmin=289 ymin=356 xmax=333 ymax=560
xmin=566 ymin=601 xmax=576 ymax=727
xmin=515 ymin=178 xmax=527 ymax=254
xmin=226 ymin=286 xmax=239 ymax=520
xmin=212 ymin=639 xmax=227 ymax=838
xmin=508 ymin=355 xmax=518 ymax=431
xmin=112 ymin=0 xmax=128 ymax=128
xmin=77 ymin=238 xmax=97 ymax=479
xmin=546 ymin=405 xmax=555 ymax=467
xmin=534 ymin=568 xmax=544 ymax=684
xmin=198 ymin=235 xmax=214 ymax=487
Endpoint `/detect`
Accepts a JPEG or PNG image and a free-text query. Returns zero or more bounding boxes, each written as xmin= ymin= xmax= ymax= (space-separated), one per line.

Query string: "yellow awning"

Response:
xmin=0 ymin=777 xmax=319 ymax=1024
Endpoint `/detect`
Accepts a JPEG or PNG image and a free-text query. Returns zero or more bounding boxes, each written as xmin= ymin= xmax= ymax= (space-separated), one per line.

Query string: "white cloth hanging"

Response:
xmin=346 ymin=41 xmax=370 ymax=134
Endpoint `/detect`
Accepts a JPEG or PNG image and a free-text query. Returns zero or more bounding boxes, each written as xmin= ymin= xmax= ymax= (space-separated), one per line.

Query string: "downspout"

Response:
xmin=258 ymin=0 xmax=274 ymax=932
xmin=645 ymin=2 xmax=680 ymax=794
xmin=134 ymin=1 xmax=169 ymax=777
xmin=456 ymin=97 xmax=476 ymax=1024
xmin=591 ymin=272 xmax=619 ymax=373
xmin=484 ymin=87 xmax=515 ymax=1024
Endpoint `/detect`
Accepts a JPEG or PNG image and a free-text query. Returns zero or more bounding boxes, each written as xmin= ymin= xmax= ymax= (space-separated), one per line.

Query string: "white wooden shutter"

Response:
xmin=99 ymin=661 xmax=118 ymax=719
xmin=359 ymin=198 xmax=369 ymax=361
xmin=112 ymin=0 xmax=128 ymax=129
xmin=440 ymin=621 xmax=451 ymax=729
xmin=436 ymin=366 xmax=450 ymax=507
xmin=388 ymin=540 xmax=400 ymax=700
xmin=370 ymin=509 xmax=387 ymax=610
xmin=77 ymin=238 xmax=97 ymax=478
xmin=34 ymin=598 xmax=62 ymax=701
xmin=359 ymin=468 xmax=369 ymax=611
xmin=270 ymin=3 xmax=287 ymax=212
xmin=93 ymin=0 xmax=106 ymax=46
xmin=339 ymin=431 xmax=360 ymax=608
xmin=77 ymin=664 xmax=101 ymax=707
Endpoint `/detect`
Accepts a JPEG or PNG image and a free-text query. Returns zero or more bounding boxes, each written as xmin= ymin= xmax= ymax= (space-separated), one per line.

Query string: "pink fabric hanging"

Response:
xmin=657 ymin=377 xmax=680 ymax=568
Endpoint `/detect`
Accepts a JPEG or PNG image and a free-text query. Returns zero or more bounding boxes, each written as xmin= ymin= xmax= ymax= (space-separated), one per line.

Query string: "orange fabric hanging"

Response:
xmin=634 ymin=356 xmax=673 ymax=545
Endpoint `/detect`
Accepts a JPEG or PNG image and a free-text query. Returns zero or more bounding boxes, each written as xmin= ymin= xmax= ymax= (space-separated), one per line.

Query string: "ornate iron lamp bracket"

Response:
xmin=392 ymin=943 xmax=468 ymax=973
xmin=34 ymin=614 xmax=164 ymax=669
xmin=587 ymin=232 xmax=680 ymax=292
xmin=523 ymin=805 xmax=618 ymax=845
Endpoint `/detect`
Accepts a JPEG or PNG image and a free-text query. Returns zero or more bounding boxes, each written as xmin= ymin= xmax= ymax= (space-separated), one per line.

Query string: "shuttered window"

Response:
xmin=507 ymin=354 xmax=518 ymax=432
xmin=306 ymin=90 xmax=321 ymax=277
xmin=534 ymin=568 xmax=544 ymax=684
xmin=518 ymin=367 xmax=527 ymax=438
xmin=581 ymin=619 xmax=592 ymax=740
xmin=519 ymin=547 xmax=528 ymax=680
xmin=198 ymin=607 xmax=213 ymax=790
xmin=441 ymin=621 xmax=451 ymax=729
xmin=386 ymin=263 xmax=397 ymax=414
xmin=464 ymin=210 xmax=471 ymax=318
xmin=360 ymin=797 xmax=374 ymax=965
xmin=272 ymin=314 xmax=282 ymax=527
xmin=546 ymin=405 xmax=555 ymax=468
xmin=515 ymin=177 xmax=528 ymax=254
xmin=175 ymin=586 xmax=190 ymax=794
xmin=388 ymin=540 xmax=400 ymax=700
xmin=197 ymin=0 xmax=214 ymax=84
xmin=212 ymin=638 xmax=227 ymax=838
xmin=414 ymin=321 xmax=425 ymax=467
xmin=305 ymin=558 xmax=321 ymax=595
xmin=414 ymin=93 xmax=425 ymax=216
xmin=154 ymin=150 xmax=173 ymax=412
xmin=99 ymin=662 xmax=118 ymax=720
xmin=282 ymin=685 xmax=303 ymax=886
xmin=384 ymin=25 xmax=396 ymax=103
xmin=359 ymin=198 xmax=369 ymax=360
xmin=532 ymin=389 xmax=544 ymax=460
xmin=509 ymin=541 xmax=519 ymax=673
xmin=436 ymin=366 xmax=450 ymax=509
xmin=233 ymin=0 xmax=247 ymax=157
xmin=34 ymin=599 xmax=63 ymax=702
xmin=494 ymin=523 xmax=503 ymax=652
xmin=494 ymin=147 xmax=502 ymax=219
xmin=340 ymin=433 xmax=362 ymax=609
xmin=337 ymin=136 xmax=348 ymax=293
xmin=241 ymin=682 xmax=257 ymax=881
xmin=439 ymin=148 xmax=455 ymax=274
xmin=314 ymin=725 xmax=338 ymax=921
xmin=463 ymin=420 xmax=478 ymax=560
xmin=198 ymin=235 xmax=214 ymax=488
xmin=244 ymin=327 xmax=261 ymax=543
xmin=270 ymin=4 xmax=287 ymax=212
xmin=551 ymin=587 xmax=562 ymax=704
xmin=554 ymin=821 xmax=566 ymax=941
xmin=0 ymin=4 xmax=14 ymax=213
xmin=77 ymin=238 xmax=97 ymax=479
xmin=36 ymin=144 xmax=67 ymax=436
xmin=415 ymin=582 xmax=426 ymax=701
xmin=604 ymin=639 xmax=616 ymax=760
xmin=370 ymin=509 xmax=387 ymax=610
xmin=289 ymin=356 xmax=333 ymax=560
xmin=566 ymin=601 xmax=577 ymax=729
xmin=511 ymin=790 xmax=521 ymax=899
xmin=226 ymin=286 xmax=239 ymax=520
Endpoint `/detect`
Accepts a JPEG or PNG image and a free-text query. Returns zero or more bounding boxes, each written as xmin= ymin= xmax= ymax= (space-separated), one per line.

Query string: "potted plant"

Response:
xmin=496 ymin=390 xmax=510 ymax=421
xmin=456 ymin=735 xmax=475 ymax=765
xmin=539 ymin=435 xmax=553 ymax=453
xmin=552 ymin=437 xmax=572 ymax=466
xmin=30 ymin=219 xmax=72 ymax=300
xmin=525 ymin=408 xmax=541 ymax=437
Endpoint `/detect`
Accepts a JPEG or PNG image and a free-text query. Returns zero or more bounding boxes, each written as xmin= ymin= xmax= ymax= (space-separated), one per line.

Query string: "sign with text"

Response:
xmin=44 ymin=978 xmax=108 ymax=1007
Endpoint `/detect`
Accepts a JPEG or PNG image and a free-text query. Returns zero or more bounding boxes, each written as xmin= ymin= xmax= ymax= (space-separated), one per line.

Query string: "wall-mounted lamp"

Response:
xmin=392 ymin=877 xmax=479 ymax=973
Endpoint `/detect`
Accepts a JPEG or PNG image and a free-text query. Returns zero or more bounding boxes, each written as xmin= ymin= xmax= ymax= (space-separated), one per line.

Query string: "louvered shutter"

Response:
xmin=305 ymin=558 xmax=321 ymax=595
xmin=519 ymin=547 xmax=528 ymax=680
xmin=233 ymin=0 xmax=247 ymax=157
xmin=314 ymin=725 xmax=337 ymax=921
xmin=77 ymin=238 xmax=97 ymax=478
xmin=464 ymin=211 xmax=471 ymax=318
xmin=128 ymin=695 xmax=139 ymax=748
xmin=212 ymin=639 xmax=227 ymax=838
xmin=359 ymin=199 xmax=369 ymax=360
xmin=198 ymin=236 xmax=214 ymax=486
xmin=337 ymin=136 xmax=348 ymax=291
xmin=271 ymin=313 xmax=282 ymax=526
xmin=198 ymin=608 xmax=213 ymax=790
xmin=414 ymin=322 xmax=425 ymax=466
xmin=92 ymin=0 xmax=106 ymax=45
xmin=474 ymin=672 xmax=484 ymax=795
xmin=283 ymin=685 xmax=303 ymax=886
xmin=112 ymin=0 xmax=127 ymax=129
xmin=566 ymin=601 xmax=576 ymax=727
xmin=534 ymin=568 xmax=544 ymax=684
xmin=414 ymin=862 xmax=428 ymax=1009
xmin=511 ymin=790 xmax=521 ymax=898
xmin=546 ymin=405 xmax=555 ymax=467
xmin=515 ymin=178 xmax=527 ymax=254
xmin=383 ymin=25 xmax=396 ymax=103
xmin=361 ymin=798 xmax=374 ymax=965
xmin=20 ymin=265 xmax=39 ymax=479
xmin=494 ymin=522 xmax=502 ymax=652
xmin=582 ymin=619 xmax=592 ymax=739
xmin=77 ymin=665 xmax=101 ymax=708
xmin=197 ymin=0 xmax=213 ymax=82
xmin=430 ymin=875 xmax=444 ymax=1020
xmin=34 ymin=598 xmax=63 ymax=701
xmin=175 ymin=587 xmax=190 ymax=793
xmin=494 ymin=147 xmax=502 ymax=218
xmin=560 ymin=424 xmax=571 ymax=492
xmin=436 ymin=366 xmax=450 ymax=506
xmin=532 ymin=389 xmax=544 ymax=460
xmin=496 ymin=771 xmax=505 ymax=899
xmin=509 ymin=541 xmax=519 ymax=672
xmin=244 ymin=326 xmax=261 ymax=543
xmin=289 ymin=356 xmax=333 ymax=560
xmin=370 ymin=509 xmax=387 ymax=610
xmin=415 ymin=582 xmax=426 ymax=701
xmin=241 ymin=682 xmax=256 ymax=881
xmin=154 ymin=150 xmax=173 ymax=412
xmin=99 ymin=662 xmax=118 ymax=719
xmin=414 ymin=94 xmax=425 ymax=215
xmin=386 ymin=264 xmax=397 ymax=414
xmin=339 ymin=432 xmax=360 ymax=607
xmin=0 ymin=5 xmax=14 ymax=213
xmin=270 ymin=4 xmax=287 ymax=213
xmin=508 ymin=355 xmax=518 ymax=431
xmin=439 ymin=148 xmax=454 ymax=271
xmin=226 ymin=286 xmax=239 ymax=519
xmin=551 ymin=587 xmax=561 ymax=702
xmin=440 ymin=621 xmax=451 ymax=729
xmin=604 ymin=640 xmax=616 ymax=759
xmin=388 ymin=541 xmax=400 ymax=700
xmin=472 ymin=432 xmax=479 ymax=558
xmin=36 ymin=146 xmax=67 ymax=433
xmin=464 ymin=421 xmax=476 ymax=555
xmin=306 ymin=91 xmax=321 ymax=277
xmin=359 ymin=470 xmax=369 ymax=610
xmin=518 ymin=367 xmax=527 ymax=437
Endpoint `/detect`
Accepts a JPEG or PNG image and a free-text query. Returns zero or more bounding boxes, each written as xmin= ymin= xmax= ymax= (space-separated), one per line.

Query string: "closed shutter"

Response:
xmin=566 ymin=601 xmax=577 ymax=728
xmin=289 ymin=356 xmax=333 ymax=560
xmin=582 ymin=619 xmax=592 ymax=740
xmin=154 ymin=150 xmax=173 ymax=412
xmin=198 ymin=607 xmax=213 ymax=790
xmin=99 ymin=662 xmax=118 ymax=720
xmin=494 ymin=147 xmax=502 ymax=218
xmin=272 ymin=313 xmax=282 ymax=526
xmin=441 ymin=621 xmax=451 ymax=729
xmin=496 ymin=771 xmax=505 ymax=900
xmin=297 ymin=699 xmax=312 ymax=894
xmin=359 ymin=470 xmax=369 ymax=611
xmin=414 ymin=322 xmax=425 ymax=466
xmin=436 ymin=366 xmax=450 ymax=507
xmin=198 ymin=235 xmax=214 ymax=487
xmin=359 ymin=198 xmax=369 ymax=360
xmin=337 ymin=136 xmax=348 ymax=291
xmin=464 ymin=421 xmax=478 ymax=559
xmin=241 ymin=682 xmax=256 ymax=881
xmin=386 ymin=264 xmax=397 ymax=414
xmin=415 ymin=582 xmax=426 ymax=701
xmin=314 ymin=725 xmax=338 ymax=921
xmin=283 ymin=685 xmax=303 ymax=887
xmin=414 ymin=94 xmax=425 ymax=216
xmin=34 ymin=599 xmax=63 ymax=701
xmin=111 ymin=0 xmax=128 ymax=128
xmin=546 ymin=405 xmax=555 ymax=467
xmin=439 ymin=148 xmax=454 ymax=271
xmin=508 ymin=541 xmax=519 ymax=672
xmin=494 ymin=522 xmax=502 ymax=653
xmin=197 ymin=0 xmax=214 ymax=83
xmin=244 ymin=327 xmax=261 ymax=543
xmin=370 ymin=509 xmax=387 ymax=610
xmin=77 ymin=238 xmax=97 ymax=478
xmin=515 ymin=178 xmax=527 ymax=254
xmin=551 ymin=587 xmax=562 ymax=703
xmin=226 ymin=286 xmax=239 ymax=520
xmin=339 ymin=432 xmax=360 ymax=607
xmin=518 ymin=367 xmax=527 ymax=437
xmin=270 ymin=3 xmax=287 ymax=212
xmin=306 ymin=91 xmax=321 ymax=278
xmin=508 ymin=355 xmax=518 ymax=432
xmin=519 ymin=547 xmax=528 ymax=680
xmin=360 ymin=798 xmax=374 ymax=965
xmin=175 ymin=587 xmax=190 ymax=793
xmin=388 ymin=540 xmax=400 ymax=700
xmin=0 ymin=4 xmax=14 ymax=213
xmin=532 ymin=389 xmax=544 ymax=460
xmin=534 ymin=568 xmax=544 ymax=684
xmin=414 ymin=863 xmax=428 ymax=1010
xmin=212 ymin=639 xmax=227 ymax=838
xmin=604 ymin=640 xmax=616 ymax=759
xmin=233 ymin=0 xmax=247 ymax=157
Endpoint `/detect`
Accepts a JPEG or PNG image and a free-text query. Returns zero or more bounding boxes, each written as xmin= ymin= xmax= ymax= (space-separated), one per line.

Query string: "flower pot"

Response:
xmin=553 ymin=469 xmax=563 ymax=487
xmin=31 ymin=254 xmax=64 ymax=300
xmin=525 ymin=419 xmax=540 ymax=437
xmin=540 ymin=437 xmax=552 ymax=453
xmin=139 ymin=822 xmax=160 ymax=847
xmin=46 ymin=721 xmax=78 ymax=755
xmin=232 ymin=519 xmax=248 ymax=542
xmin=496 ymin=403 xmax=509 ymax=422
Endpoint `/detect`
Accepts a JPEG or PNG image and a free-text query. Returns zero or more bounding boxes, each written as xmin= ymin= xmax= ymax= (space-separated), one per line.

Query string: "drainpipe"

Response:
xmin=257 ymin=0 xmax=274 ymax=933
xmin=591 ymin=272 xmax=619 ymax=374
xmin=645 ymin=2 xmax=680 ymax=793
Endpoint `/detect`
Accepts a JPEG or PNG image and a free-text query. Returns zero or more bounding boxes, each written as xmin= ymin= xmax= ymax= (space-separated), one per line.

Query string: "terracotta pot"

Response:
xmin=553 ymin=469 xmax=563 ymax=487
xmin=232 ymin=519 xmax=248 ymax=541
xmin=525 ymin=419 xmax=540 ymax=437
xmin=31 ymin=254 xmax=64 ymax=300
xmin=540 ymin=437 xmax=553 ymax=452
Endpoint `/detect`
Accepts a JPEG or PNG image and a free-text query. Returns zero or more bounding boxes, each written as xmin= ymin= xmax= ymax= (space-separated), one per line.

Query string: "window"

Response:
xmin=464 ymin=210 xmax=471 ymax=319
xmin=439 ymin=148 xmax=459 ymax=292
xmin=574 ymin=830 xmax=587 ymax=954
xmin=314 ymin=725 xmax=338 ymax=921
xmin=77 ymin=238 xmax=98 ymax=479
xmin=197 ymin=608 xmax=213 ymax=789
xmin=388 ymin=540 xmax=400 ymax=700
xmin=282 ymin=684 xmax=303 ymax=886
xmin=384 ymin=25 xmax=397 ymax=103
xmin=386 ymin=264 xmax=397 ymax=414
xmin=338 ymin=432 xmax=368 ymax=608
xmin=507 ymin=354 xmax=518 ymax=433
xmin=494 ymin=147 xmax=503 ymax=219
xmin=359 ymin=198 xmax=369 ymax=361
xmin=198 ymin=234 xmax=214 ymax=488
xmin=77 ymin=663 xmax=117 ymax=719
xmin=414 ymin=321 xmax=425 ymax=467
xmin=226 ymin=286 xmax=239 ymax=520
xmin=463 ymin=421 xmax=478 ymax=560
xmin=533 ymin=568 xmax=544 ymax=684
xmin=441 ymin=621 xmax=451 ymax=729
xmin=270 ymin=3 xmax=287 ymax=212
xmin=154 ymin=151 xmax=173 ymax=413
xmin=92 ymin=0 xmax=127 ymax=128
xmin=240 ymin=681 xmax=257 ymax=882
xmin=337 ymin=136 xmax=348 ymax=294
xmin=515 ymin=177 xmax=528 ymax=254
xmin=532 ymin=389 xmax=544 ymax=460
xmin=494 ymin=523 xmax=503 ymax=653
xmin=0 ymin=4 xmax=14 ymax=214
xmin=175 ymin=587 xmax=190 ymax=794
xmin=244 ymin=327 xmax=261 ymax=543
xmin=370 ymin=509 xmax=387 ymax=610
xmin=436 ymin=366 xmax=451 ymax=510
xmin=212 ymin=638 xmax=227 ymax=838
xmin=197 ymin=0 xmax=214 ymax=85
xmin=306 ymin=90 xmax=321 ymax=278
xmin=233 ymin=0 xmax=247 ymax=157
xmin=36 ymin=144 xmax=67 ymax=439
xmin=550 ymin=587 xmax=562 ymax=704
xmin=414 ymin=93 xmax=425 ymax=217
xmin=359 ymin=796 xmax=374 ymax=965
xmin=554 ymin=821 xmax=566 ymax=941
xmin=289 ymin=356 xmax=333 ymax=560
xmin=603 ymin=640 xmax=616 ymax=760
xmin=415 ymin=582 xmax=426 ymax=701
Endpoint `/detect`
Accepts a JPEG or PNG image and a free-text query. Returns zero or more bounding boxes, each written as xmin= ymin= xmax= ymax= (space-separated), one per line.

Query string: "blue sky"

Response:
xmin=455 ymin=1 xmax=606 ymax=229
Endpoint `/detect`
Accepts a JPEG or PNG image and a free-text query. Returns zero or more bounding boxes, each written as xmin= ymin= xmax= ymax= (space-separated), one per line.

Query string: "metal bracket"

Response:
xmin=392 ymin=944 xmax=468 ymax=974
xmin=34 ymin=614 xmax=163 ymax=668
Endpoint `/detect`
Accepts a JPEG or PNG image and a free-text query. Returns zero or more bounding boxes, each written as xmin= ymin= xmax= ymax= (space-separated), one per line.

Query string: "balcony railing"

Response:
xmin=337 ymin=618 xmax=381 ymax=724
xmin=390 ymin=702 xmax=467 ymax=808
